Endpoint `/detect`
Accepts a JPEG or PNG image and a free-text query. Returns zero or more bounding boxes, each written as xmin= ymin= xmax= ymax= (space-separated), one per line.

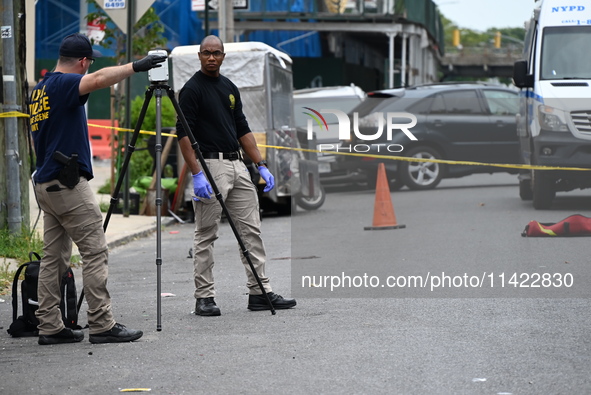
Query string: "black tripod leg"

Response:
xmin=154 ymin=87 xmax=164 ymax=331
xmin=76 ymin=87 xmax=155 ymax=315
xmin=166 ymin=86 xmax=276 ymax=315
xmin=104 ymin=86 xmax=155 ymax=232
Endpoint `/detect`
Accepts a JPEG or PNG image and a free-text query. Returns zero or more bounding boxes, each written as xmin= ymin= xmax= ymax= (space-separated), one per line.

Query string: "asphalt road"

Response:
xmin=1 ymin=173 xmax=591 ymax=394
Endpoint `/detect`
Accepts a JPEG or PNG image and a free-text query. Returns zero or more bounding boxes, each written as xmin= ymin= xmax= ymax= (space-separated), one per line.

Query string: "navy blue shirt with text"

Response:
xmin=30 ymin=72 xmax=93 ymax=184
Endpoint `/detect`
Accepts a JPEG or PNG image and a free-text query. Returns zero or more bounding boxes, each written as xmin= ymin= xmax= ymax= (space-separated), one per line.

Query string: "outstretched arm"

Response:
xmin=79 ymin=54 xmax=166 ymax=95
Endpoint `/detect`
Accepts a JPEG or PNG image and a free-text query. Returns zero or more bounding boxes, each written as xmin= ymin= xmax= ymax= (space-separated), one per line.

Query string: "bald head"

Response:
xmin=198 ymin=35 xmax=226 ymax=77
xmin=200 ymin=35 xmax=224 ymax=52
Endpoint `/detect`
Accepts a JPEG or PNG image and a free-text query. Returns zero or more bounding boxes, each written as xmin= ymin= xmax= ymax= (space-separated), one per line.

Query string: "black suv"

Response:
xmin=338 ymin=82 xmax=520 ymax=190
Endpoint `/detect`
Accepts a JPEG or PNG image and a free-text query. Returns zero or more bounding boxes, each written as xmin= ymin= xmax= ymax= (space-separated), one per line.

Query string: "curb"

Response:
xmin=106 ymin=217 xmax=178 ymax=250
xmin=1 ymin=217 xmax=179 ymax=284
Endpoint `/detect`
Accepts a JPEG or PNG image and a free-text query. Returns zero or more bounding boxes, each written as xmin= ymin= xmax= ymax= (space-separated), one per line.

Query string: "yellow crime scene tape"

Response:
xmin=263 ymin=145 xmax=591 ymax=172
xmin=87 ymin=122 xmax=177 ymax=138
xmin=0 ymin=111 xmax=31 ymax=118
xmin=73 ymin=124 xmax=591 ymax=172
xmin=2 ymin=115 xmax=586 ymax=172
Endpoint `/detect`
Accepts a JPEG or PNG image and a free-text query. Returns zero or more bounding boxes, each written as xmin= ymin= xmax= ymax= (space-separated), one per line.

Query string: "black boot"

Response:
xmin=248 ymin=292 xmax=296 ymax=311
xmin=195 ymin=297 xmax=221 ymax=316
xmin=38 ymin=327 xmax=84 ymax=345
xmin=89 ymin=323 xmax=143 ymax=344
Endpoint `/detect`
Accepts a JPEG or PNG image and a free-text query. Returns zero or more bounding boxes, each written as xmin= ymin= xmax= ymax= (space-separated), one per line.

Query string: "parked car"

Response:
xmin=293 ymin=85 xmax=366 ymax=188
xmin=337 ymin=82 xmax=521 ymax=190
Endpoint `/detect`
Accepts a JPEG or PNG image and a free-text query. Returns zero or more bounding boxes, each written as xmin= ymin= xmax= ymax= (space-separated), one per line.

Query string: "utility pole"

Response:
xmin=204 ymin=0 xmax=209 ymax=36
xmin=227 ymin=0 xmax=234 ymax=43
xmin=219 ymin=0 xmax=235 ymax=43
xmin=1 ymin=0 xmax=23 ymax=234
xmin=219 ymin=0 xmax=227 ymax=42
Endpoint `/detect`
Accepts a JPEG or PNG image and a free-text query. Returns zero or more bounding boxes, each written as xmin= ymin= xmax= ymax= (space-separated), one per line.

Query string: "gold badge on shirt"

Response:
xmin=229 ymin=94 xmax=235 ymax=110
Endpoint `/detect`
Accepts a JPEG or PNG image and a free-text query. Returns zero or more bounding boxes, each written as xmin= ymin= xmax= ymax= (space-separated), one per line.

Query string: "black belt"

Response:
xmin=202 ymin=151 xmax=241 ymax=160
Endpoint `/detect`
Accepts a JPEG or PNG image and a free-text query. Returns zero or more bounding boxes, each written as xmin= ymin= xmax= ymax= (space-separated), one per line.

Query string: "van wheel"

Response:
xmin=296 ymin=185 xmax=326 ymax=210
xmin=519 ymin=179 xmax=533 ymax=200
xmin=400 ymin=146 xmax=444 ymax=190
xmin=532 ymin=170 xmax=555 ymax=209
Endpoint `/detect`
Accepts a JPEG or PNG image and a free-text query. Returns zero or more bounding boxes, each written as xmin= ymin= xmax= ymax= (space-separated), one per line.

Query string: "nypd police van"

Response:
xmin=513 ymin=0 xmax=591 ymax=209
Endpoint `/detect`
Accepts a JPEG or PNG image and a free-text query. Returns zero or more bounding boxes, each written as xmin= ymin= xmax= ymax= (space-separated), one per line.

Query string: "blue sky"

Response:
xmin=432 ymin=0 xmax=535 ymax=31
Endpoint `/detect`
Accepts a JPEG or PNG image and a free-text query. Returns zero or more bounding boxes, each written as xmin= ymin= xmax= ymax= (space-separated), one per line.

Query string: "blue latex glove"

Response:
xmin=258 ymin=166 xmax=275 ymax=192
xmin=192 ymin=171 xmax=212 ymax=200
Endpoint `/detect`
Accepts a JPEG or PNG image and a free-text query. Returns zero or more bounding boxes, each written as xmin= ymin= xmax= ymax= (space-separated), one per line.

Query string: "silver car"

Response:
xmin=293 ymin=85 xmax=367 ymax=188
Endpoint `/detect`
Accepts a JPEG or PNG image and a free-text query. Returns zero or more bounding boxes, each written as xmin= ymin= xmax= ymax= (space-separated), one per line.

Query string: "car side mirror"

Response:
xmin=513 ymin=60 xmax=534 ymax=89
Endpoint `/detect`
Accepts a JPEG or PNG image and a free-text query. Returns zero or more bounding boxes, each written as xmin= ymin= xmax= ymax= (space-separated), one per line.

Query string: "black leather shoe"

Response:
xmin=248 ymin=292 xmax=297 ymax=311
xmin=195 ymin=297 xmax=221 ymax=316
xmin=38 ymin=327 xmax=84 ymax=345
xmin=89 ymin=323 xmax=143 ymax=344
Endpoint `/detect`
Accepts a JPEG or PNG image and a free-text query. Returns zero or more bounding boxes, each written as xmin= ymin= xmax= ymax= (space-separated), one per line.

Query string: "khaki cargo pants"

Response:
xmin=192 ymin=159 xmax=272 ymax=298
xmin=34 ymin=177 xmax=115 ymax=335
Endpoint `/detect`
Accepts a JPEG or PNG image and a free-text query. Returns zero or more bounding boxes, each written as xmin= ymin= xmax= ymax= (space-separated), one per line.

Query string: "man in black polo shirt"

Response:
xmin=176 ymin=35 xmax=296 ymax=316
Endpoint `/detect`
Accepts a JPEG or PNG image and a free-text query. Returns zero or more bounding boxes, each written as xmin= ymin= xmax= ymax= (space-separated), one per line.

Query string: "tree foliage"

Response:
xmin=127 ymin=96 xmax=177 ymax=188
xmin=440 ymin=15 xmax=526 ymax=53
xmin=84 ymin=1 xmax=167 ymax=65
xmin=84 ymin=0 xmax=168 ymax=124
xmin=84 ymin=1 xmax=169 ymax=190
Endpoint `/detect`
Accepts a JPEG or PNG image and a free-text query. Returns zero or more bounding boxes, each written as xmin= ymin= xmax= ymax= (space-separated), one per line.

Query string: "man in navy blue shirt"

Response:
xmin=31 ymin=33 xmax=165 ymax=345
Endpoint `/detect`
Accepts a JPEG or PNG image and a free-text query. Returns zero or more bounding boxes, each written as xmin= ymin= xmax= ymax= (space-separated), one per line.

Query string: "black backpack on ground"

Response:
xmin=7 ymin=252 xmax=81 ymax=337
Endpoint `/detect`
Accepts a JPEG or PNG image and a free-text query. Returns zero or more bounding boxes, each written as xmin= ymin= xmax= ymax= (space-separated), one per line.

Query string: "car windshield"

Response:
xmin=540 ymin=26 xmax=591 ymax=80
xmin=352 ymin=95 xmax=401 ymax=118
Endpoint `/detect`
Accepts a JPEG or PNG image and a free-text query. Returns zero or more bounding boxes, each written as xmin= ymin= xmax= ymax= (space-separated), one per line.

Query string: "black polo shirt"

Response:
xmin=176 ymin=70 xmax=251 ymax=153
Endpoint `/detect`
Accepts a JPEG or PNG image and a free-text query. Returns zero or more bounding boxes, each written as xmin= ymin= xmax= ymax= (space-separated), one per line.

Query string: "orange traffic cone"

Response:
xmin=364 ymin=163 xmax=406 ymax=230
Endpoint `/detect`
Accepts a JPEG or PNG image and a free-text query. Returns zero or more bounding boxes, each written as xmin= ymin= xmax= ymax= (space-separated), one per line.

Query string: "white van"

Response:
xmin=513 ymin=0 xmax=591 ymax=209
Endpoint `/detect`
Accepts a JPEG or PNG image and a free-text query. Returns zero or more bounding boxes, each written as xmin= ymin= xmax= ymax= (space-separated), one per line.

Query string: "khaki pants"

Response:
xmin=34 ymin=177 xmax=115 ymax=335
xmin=192 ymin=159 xmax=272 ymax=298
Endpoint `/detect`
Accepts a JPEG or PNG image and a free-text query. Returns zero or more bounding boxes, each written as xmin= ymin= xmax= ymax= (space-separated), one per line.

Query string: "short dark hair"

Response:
xmin=58 ymin=56 xmax=80 ymax=66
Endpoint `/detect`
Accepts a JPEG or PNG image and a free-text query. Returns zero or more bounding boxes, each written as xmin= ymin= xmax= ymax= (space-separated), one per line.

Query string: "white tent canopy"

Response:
xmin=170 ymin=42 xmax=292 ymax=91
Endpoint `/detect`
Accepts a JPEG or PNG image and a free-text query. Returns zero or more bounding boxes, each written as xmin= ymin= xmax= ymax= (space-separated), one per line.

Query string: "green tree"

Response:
xmin=441 ymin=14 xmax=525 ymax=53
xmin=487 ymin=27 xmax=526 ymax=49
xmin=439 ymin=14 xmax=526 ymax=84
xmin=128 ymin=95 xmax=177 ymax=192
xmin=84 ymin=1 xmax=167 ymax=124
xmin=84 ymin=1 xmax=168 ymax=192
